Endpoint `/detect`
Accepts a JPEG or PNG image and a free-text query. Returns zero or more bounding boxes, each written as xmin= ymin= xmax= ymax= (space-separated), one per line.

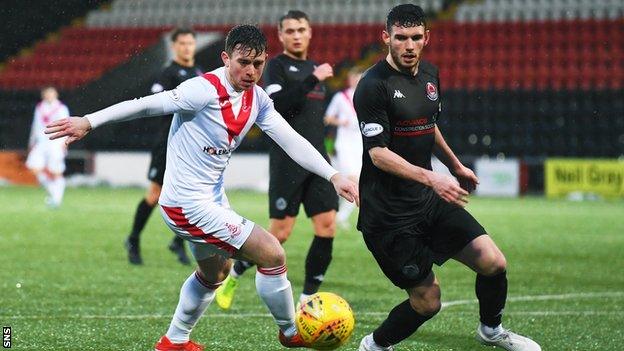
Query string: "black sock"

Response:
xmin=373 ymin=300 xmax=434 ymax=347
xmin=233 ymin=260 xmax=255 ymax=276
xmin=128 ymin=199 xmax=154 ymax=242
xmin=476 ymin=271 xmax=508 ymax=327
xmin=171 ymin=235 xmax=184 ymax=246
xmin=303 ymin=236 xmax=333 ymax=295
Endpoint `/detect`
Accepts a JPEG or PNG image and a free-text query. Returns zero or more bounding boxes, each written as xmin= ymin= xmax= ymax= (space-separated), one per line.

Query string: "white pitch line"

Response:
xmin=2 ymin=291 xmax=622 ymax=320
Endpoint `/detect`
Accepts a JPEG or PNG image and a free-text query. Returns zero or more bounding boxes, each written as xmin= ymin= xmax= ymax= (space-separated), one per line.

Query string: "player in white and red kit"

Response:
xmin=27 ymin=86 xmax=69 ymax=208
xmin=45 ymin=25 xmax=358 ymax=351
xmin=324 ymin=68 xmax=363 ymax=227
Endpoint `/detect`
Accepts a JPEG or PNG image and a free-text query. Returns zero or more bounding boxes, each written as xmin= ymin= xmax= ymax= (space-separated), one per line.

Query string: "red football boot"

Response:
xmin=154 ymin=335 xmax=204 ymax=351
xmin=278 ymin=330 xmax=311 ymax=348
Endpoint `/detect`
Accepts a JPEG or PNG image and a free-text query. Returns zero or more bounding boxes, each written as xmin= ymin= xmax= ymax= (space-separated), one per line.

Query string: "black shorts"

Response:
xmin=269 ymin=154 xmax=338 ymax=219
xmin=147 ymin=144 xmax=167 ymax=185
xmin=362 ymin=198 xmax=486 ymax=289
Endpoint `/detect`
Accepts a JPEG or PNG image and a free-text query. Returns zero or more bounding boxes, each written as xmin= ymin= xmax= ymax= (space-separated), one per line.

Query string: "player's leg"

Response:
xmin=215 ymin=176 xmax=303 ymax=310
xmin=234 ymin=224 xmax=308 ymax=346
xmin=361 ymin=273 xmax=441 ymax=350
xmin=358 ymin=225 xmax=439 ymax=350
xmin=26 ymin=144 xmax=52 ymax=200
xmin=125 ymin=181 xmax=161 ymax=265
xmin=300 ymin=175 xmax=339 ymax=302
xmin=443 ymin=206 xmax=540 ymax=350
xmin=46 ymin=147 xmax=66 ymax=208
xmin=159 ymin=248 xmax=230 ymax=349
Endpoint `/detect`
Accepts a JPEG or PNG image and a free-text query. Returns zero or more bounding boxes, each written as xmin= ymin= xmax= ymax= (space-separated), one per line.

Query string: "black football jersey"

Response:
xmin=354 ymin=59 xmax=442 ymax=233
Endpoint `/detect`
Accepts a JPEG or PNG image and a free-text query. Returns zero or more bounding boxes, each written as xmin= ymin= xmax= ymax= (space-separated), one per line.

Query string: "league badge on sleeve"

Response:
xmin=426 ymin=82 xmax=438 ymax=101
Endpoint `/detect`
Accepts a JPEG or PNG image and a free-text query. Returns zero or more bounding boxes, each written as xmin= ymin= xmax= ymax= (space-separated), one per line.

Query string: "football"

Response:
xmin=295 ymin=292 xmax=355 ymax=350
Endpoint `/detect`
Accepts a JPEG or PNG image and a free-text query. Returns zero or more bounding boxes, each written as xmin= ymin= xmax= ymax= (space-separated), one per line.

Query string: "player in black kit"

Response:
xmin=356 ymin=5 xmax=540 ymax=351
xmin=125 ymin=28 xmax=203 ymax=266
xmin=215 ymin=10 xmax=339 ymax=309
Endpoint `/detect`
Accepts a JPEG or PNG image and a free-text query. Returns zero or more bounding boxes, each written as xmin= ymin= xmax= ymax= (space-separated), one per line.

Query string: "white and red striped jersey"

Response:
xmin=30 ymin=100 xmax=69 ymax=145
xmin=86 ymin=67 xmax=337 ymax=210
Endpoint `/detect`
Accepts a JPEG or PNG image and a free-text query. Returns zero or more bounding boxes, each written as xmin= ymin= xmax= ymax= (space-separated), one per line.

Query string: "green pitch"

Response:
xmin=1 ymin=186 xmax=623 ymax=350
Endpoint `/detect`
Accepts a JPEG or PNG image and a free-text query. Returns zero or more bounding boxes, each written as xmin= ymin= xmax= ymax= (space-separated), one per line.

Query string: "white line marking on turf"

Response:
xmin=2 ymin=291 xmax=622 ymax=320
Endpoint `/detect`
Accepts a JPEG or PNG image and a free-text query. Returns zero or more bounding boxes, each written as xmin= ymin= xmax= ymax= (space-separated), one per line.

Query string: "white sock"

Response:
xmin=49 ymin=177 xmax=65 ymax=205
xmin=36 ymin=173 xmax=52 ymax=196
xmin=337 ymin=198 xmax=355 ymax=223
xmin=256 ymin=265 xmax=297 ymax=337
xmin=480 ymin=323 xmax=504 ymax=338
xmin=166 ymin=271 xmax=218 ymax=343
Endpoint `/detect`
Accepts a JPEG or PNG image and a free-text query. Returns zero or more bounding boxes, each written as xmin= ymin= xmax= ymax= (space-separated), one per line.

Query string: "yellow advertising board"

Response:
xmin=545 ymin=159 xmax=624 ymax=198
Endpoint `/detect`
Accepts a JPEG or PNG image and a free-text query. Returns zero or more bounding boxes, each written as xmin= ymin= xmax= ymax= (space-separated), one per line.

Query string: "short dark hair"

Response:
xmin=278 ymin=10 xmax=310 ymax=30
xmin=224 ymin=24 xmax=267 ymax=57
xmin=171 ymin=27 xmax=196 ymax=42
xmin=386 ymin=4 xmax=426 ymax=33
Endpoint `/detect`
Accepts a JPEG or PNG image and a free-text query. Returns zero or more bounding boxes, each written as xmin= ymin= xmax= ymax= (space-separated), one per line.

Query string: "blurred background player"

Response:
xmin=124 ymin=27 xmax=203 ymax=266
xmin=216 ymin=10 xmax=339 ymax=309
xmin=26 ymin=86 xmax=69 ymax=208
xmin=324 ymin=67 xmax=363 ymax=228
xmin=355 ymin=5 xmax=539 ymax=351
xmin=46 ymin=24 xmax=358 ymax=350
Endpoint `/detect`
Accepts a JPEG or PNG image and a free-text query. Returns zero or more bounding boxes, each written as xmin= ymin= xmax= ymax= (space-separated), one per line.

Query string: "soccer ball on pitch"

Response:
xmin=295 ymin=292 xmax=355 ymax=350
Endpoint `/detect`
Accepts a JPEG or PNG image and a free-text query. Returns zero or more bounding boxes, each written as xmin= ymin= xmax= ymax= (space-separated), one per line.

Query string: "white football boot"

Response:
xmin=476 ymin=327 xmax=541 ymax=351
xmin=358 ymin=333 xmax=394 ymax=351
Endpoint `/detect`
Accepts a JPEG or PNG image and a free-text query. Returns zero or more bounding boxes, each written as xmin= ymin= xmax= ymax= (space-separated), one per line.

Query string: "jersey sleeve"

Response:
xmin=353 ymin=76 xmax=390 ymax=150
xmin=86 ymin=77 xmax=211 ymax=128
xmin=255 ymin=89 xmax=337 ymax=181
xmin=263 ymin=58 xmax=319 ymax=117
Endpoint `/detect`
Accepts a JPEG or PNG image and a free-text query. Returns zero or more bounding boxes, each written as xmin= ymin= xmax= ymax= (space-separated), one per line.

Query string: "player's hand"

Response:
xmin=313 ymin=63 xmax=333 ymax=81
xmin=452 ymin=164 xmax=479 ymax=193
xmin=330 ymin=173 xmax=359 ymax=206
xmin=45 ymin=117 xmax=92 ymax=146
xmin=429 ymin=172 xmax=469 ymax=207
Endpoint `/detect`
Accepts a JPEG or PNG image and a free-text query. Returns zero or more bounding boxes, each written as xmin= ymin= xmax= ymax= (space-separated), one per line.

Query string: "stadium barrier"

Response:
xmin=545 ymin=158 xmax=624 ymax=198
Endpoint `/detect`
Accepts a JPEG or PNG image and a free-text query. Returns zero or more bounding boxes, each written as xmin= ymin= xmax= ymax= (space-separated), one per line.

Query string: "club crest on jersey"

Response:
xmin=426 ymin=82 xmax=438 ymax=101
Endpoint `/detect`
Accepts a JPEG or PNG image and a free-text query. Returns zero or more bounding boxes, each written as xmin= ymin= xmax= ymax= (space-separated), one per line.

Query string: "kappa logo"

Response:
xmin=289 ymin=65 xmax=299 ymax=72
xmin=426 ymin=82 xmax=438 ymax=101
xmin=393 ymin=90 xmax=406 ymax=99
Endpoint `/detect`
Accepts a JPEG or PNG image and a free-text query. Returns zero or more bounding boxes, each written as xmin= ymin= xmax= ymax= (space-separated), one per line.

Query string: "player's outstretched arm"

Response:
xmin=433 ymin=126 xmax=479 ymax=192
xmin=259 ymin=111 xmax=358 ymax=205
xmin=45 ymin=78 xmax=210 ymax=145
xmin=369 ymin=146 xmax=468 ymax=207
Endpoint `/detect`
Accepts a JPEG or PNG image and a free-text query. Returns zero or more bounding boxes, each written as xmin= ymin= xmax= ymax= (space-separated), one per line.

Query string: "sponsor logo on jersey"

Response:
xmin=275 ymin=197 xmax=288 ymax=211
xmin=360 ymin=122 xmax=384 ymax=137
xmin=393 ymin=90 xmax=406 ymax=99
xmin=226 ymin=223 xmax=242 ymax=238
xmin=288 ymin=65 xmax=299 ymax=72
xmin=426 ymin=82 xmax=438 ymax=101
xmin=202 ymin=146 xmax=231 ymax=155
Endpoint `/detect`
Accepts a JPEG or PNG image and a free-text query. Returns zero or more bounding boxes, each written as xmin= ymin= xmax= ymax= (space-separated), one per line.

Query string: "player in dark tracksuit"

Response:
xmin=125 ymin=28 xmax=203 ymax=266
xmin=355 ymin=5 xmax=541 ymax=351
xmin=215 ymin=10 xmax=339 ymax=309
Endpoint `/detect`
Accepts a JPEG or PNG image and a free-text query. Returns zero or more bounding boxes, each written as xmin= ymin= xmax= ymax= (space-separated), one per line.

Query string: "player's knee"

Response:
xmin=315 ymin=220 xmax=336 ymax=237
xmin=260 ymin=244 xmax=286 ymax=268
xmin=480 ymin=253 xmax=507 ymax=276
xmin=273 ymin=228 xmax=291 ymax=243
xmin=409 ymin=293 xmax=441 ymax=317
